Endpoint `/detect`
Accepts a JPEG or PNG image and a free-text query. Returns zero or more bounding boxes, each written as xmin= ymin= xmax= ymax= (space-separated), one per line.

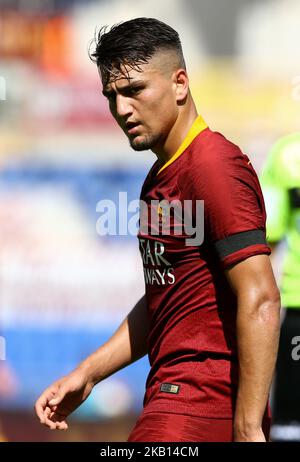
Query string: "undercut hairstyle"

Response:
xmin=90 ymin=17 xmax=186 ymax=85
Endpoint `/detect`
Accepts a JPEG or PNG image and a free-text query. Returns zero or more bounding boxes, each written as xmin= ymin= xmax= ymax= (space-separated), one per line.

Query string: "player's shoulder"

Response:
xmin=177 ymin=129 xmax=252 ymax=196
xmin=189 ymin=128 xmax=247 ymax=170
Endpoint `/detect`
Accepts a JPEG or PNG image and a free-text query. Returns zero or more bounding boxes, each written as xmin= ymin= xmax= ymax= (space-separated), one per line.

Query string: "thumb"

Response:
xmin=49 ymin=391 xmax=64 ymax=406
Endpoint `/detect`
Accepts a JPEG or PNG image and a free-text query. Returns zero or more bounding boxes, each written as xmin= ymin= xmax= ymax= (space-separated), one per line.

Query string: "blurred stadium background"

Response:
xmin=0 ymin=0 xmax=299 ymax=442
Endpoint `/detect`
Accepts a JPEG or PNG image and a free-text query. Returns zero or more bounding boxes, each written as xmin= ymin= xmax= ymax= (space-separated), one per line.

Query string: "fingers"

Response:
xmin=35 ymin=386 xmax=68 ymax=430
xmin=35 ymin=389 xmax=56 ymax=424
xmin=40 ymin=406 xmax=68 ymax=431
xmin=44 ymin=406 xmax=57 ymax=430
xmin=36 ymin=405 xmax=57 ymax=430
xmin=50 ymin=412 xmax=69 ymax=431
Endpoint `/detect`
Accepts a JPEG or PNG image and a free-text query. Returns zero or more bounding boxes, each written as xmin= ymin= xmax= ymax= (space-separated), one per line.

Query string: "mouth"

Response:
xmin=126 ymin=122 xmax=141 ymax=135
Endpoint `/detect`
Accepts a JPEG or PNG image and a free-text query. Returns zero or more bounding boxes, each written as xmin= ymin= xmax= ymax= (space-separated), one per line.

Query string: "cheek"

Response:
xmin=154 ymin=93 xmax=178 ymax=130
xmin=144 ymin=87 xmax=177 ymax=121
xmin=144 ymin=82 xmax=174 ymax=107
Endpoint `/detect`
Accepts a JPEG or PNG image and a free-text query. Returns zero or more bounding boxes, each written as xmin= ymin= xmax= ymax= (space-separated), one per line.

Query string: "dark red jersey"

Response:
xmin=137 ymin=116 xmax=271 ymax=418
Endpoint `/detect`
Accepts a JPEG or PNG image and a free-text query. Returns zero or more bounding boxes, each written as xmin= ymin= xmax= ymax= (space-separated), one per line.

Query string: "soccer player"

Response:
xmin=35 ymin=18 xmax=281 ymax=442
xmin=260 ymin=133 xmax=300 ymax=441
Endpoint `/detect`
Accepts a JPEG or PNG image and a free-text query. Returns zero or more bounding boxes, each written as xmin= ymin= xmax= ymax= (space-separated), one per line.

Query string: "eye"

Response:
xmin=126 ymin=86 xmax=143 ymax=96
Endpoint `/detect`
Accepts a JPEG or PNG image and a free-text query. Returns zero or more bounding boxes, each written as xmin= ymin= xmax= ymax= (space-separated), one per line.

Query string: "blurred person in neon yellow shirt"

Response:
xmin=260 ymin=133 xmax=300 ymax=441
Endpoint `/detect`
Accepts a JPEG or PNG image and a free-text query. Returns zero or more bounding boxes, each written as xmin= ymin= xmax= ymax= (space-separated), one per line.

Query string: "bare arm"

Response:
xmin=78 ymin=294 xmax=149 ymax=384
xmin=35 ymin=295 xmax=149 ymax=430
xmin=225 ymin=254 xmax=281 ymax=442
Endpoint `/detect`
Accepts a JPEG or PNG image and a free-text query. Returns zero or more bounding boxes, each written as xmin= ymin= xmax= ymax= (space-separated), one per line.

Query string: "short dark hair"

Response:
xmin=90 ymin=17 xmax=186 ymax=84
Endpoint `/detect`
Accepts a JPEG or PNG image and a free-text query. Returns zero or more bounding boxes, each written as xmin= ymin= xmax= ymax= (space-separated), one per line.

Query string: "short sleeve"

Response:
xmin=187 ymin=141 xmax=271 ymax=268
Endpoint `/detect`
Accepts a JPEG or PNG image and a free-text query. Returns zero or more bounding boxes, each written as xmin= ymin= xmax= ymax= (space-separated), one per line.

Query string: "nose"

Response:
xmin=115 ymin=94 xmax=133 ymax=119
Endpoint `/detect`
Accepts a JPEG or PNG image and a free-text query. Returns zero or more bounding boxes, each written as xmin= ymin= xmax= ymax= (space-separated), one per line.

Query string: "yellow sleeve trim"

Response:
xmin=157 ymin=115 xmax=208 ymax=175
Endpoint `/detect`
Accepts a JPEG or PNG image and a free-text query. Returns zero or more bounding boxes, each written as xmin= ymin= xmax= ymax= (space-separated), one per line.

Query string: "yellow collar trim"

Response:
xmin=157 ymin=115 xmax=208 ymax=175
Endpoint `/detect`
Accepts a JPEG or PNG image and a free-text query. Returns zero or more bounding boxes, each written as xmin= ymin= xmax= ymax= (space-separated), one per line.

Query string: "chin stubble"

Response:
xmin=129 ymin=132 xmax=163 ymax=152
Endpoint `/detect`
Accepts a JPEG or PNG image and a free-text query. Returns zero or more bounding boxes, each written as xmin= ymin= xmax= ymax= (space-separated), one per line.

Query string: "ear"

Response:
xmin=173 ymin=69 xmax=189 ymax=103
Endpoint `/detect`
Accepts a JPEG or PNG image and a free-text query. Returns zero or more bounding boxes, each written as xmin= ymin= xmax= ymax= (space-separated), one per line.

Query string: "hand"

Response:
xmin=34 ymin=368 xmax=94 ymax=431
xmin=234 ymin=427 xmax=267 ymax=442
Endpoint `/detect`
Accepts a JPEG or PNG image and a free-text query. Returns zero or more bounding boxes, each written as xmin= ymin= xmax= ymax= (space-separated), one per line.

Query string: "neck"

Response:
xmin=152 ymin=97 xmax=198 ymax=165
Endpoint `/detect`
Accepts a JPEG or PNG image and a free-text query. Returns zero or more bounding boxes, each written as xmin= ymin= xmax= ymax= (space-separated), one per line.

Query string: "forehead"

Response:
xmin=101 ymin=59 xmax=166 ymax=88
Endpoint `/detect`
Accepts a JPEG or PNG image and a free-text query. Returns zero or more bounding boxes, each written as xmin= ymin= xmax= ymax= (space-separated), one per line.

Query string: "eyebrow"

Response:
xmin=102 ymin=80 xmax=146 ymax=97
